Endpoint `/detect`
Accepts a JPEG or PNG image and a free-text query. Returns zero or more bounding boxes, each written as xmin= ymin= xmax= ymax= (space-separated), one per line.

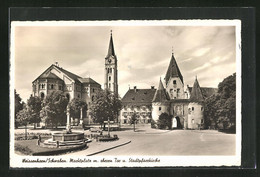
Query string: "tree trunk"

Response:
xmin=25 ymin=124 xmax=27 ymax=140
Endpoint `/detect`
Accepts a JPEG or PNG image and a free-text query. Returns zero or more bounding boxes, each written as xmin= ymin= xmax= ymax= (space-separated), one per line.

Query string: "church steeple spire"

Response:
xmin=165 ymin=51 xmax=183 ymax=84
xmin=106 ymin=30 xmax=116 ymax=59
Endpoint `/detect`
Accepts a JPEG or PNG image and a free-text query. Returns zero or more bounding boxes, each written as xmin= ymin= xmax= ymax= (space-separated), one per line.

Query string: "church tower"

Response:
xmin=104 ymin=30 xmax=118 ymax=95
xmin=187 ymin=77 xmax=205 ymax=129
xmin=164 ymin=51 xmax=184 ymax=99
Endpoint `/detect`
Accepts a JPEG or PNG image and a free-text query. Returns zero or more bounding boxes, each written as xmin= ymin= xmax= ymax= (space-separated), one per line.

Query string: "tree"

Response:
xmin=157 ymin=113 xmax=172 ymax=129
xmin=130 ymin=111 xmax=138 ymax=131
xmin=27 ymin=95 xmax=42 ymax=129
xmin=204 ymin=73 xmax=236 ymax=131
xmin=89 ymin=89 xmax=122 ymax=130
xmin=15 ymin=90 xmax=24 ymax=128
xmin=68 ymin=98 xmax=87 ymax=117
xmin=68 ymin=98 xmax=87 ymax=125
xmin=16 ymin=107 xmax=30 ymax=139
xmin=40 ymin=91 xmax=69 ymax=128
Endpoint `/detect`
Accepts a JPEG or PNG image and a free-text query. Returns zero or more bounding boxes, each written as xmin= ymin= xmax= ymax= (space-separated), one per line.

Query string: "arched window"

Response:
xmin=92 ymin=95 xmax=95 ymax=101
xmin=40 ymin=92 xmax=45 ymax=99
xmin=192 ymin=107 xmax=194 ymax=111
xmin=173 ymin=80 xmax=176 ymax=84
xmin=109 ymin=76 xmax=111 ymax=81
xmin=50 ymin=84 xmax=54 ymax=89
xmin=159 ymin=107 xmax=161 ymax=111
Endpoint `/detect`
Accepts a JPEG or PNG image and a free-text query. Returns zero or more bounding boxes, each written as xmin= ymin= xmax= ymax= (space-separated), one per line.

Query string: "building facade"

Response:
xmin=120 ymin=52 xmax=217 ymax=130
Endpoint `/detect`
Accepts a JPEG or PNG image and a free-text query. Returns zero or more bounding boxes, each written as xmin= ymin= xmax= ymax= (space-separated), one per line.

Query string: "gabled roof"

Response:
xmin=165 ymin=53 xmax=183 ymax=84
xmin=105 ymin=32 xmax=116 ymax=59
xmin=33 ymin=64 xmax=82 ymax=84
xmin=188 ymin=86 xmax=217 ymax=98
xmin=121 ymin=88 xmax=156 ymax=106
xmin=79 ymin=78 xmax=101 ymax=86
xmin=38 ymin=72 xmax=63 ymax=81
xmin=189 ymin=78 xmax=204 ymax=102
xmin=152 ymin=79 xmax=170 ymax=102
xmin=57 ymin=65 xmax=82 ymax=84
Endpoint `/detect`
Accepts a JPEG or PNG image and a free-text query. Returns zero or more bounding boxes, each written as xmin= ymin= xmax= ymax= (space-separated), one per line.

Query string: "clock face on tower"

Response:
xmin=108 ymin=59 xmax=112 ymax=63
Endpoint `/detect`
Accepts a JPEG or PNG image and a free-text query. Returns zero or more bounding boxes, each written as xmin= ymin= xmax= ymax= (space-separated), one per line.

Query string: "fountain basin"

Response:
xmin=52 ymin=132 xmax=84 ymax=141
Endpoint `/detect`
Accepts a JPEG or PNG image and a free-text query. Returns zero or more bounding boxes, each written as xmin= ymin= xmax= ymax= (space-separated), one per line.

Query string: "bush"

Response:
xmin=151 ymin=119 xmax=157 ymax=129
xmin=157 ymin=113 xmax=172 ymax=129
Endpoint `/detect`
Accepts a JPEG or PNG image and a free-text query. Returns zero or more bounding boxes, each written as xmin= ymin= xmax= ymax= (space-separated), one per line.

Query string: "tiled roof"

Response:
xmin=152 ymin=79 xmax=170 ymax=102
xmin=165 ymin=53 xmax=183 ymax=84
xmin=188 ymin=86 xmax=217 ymax=98
xmin=79 ymin=78 xmax=101 ymax=86
xmin=189 ymin=78 xmax=205 ymax=101
xmin=121 ymin=88 xmax=156 ymax=106
xmin=56 ymin=65 xmax=82 ymax=84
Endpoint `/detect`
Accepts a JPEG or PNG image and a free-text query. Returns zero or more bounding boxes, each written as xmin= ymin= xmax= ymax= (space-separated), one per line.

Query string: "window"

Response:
xmin=109 ymin=83 xmax=111 ymax=89
xmin=192 ymin=107 xmax=194 ymax=111
xmin=110 ymin=68 xmax=112 ymax=73
xmin=40 ymin=92 xmax=45 ymax=99
xmin=50 ymin=84 xmax=54 ymax=89
xmin=173 ymin=80 xmax=176 ymax=84
xmin=192 ymin=119 xmax=194 ymax=124
xmin=41 ymin=84 xmax=45 ymax=89
xmin=92 ymin=88 xmax=95 ymax=92
xmin=159 ymin=107 xmax=161 ymax=111
xmin=201 ymin=119 xmax=204 ymax=124
xmin=92 ymin=96 xmax=95 ymax=101
xmin=107 ymin=69 xmax=109 ymax=74
xmin=109 ymin=76 xmax=111 ymax=81
xmin=59 ymin=85 xmax=62 ymax=90
xmin=78 ymin=94 xmax=80 ymax=98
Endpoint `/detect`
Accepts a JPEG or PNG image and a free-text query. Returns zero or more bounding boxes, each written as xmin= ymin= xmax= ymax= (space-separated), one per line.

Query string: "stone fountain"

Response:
xmin=43 ymin=106 xmax=85 ymax=147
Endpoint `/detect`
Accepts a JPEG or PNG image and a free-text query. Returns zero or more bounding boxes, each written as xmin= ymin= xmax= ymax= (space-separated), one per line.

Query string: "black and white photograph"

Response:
xmin=10 ymin=20 xmax=241 ymax=167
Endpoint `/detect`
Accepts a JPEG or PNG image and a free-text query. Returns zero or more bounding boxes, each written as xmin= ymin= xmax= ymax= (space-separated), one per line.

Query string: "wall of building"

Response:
xmin=170 ymin=102 xmax=189 ymax=129
xmin=120 ymin=105 xmax=152 ymax=124
xmin=152 ymin=102 xmax=170 ymax=121
xmin=187 ymin=102 xmax=204 ymax=129
xmin=165 ymin=77 xmax=184 ymax=99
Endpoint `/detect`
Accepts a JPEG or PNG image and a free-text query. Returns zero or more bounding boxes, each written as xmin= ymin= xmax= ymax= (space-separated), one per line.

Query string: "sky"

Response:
xmin=12 ymin=21 xmax=238 ymax=102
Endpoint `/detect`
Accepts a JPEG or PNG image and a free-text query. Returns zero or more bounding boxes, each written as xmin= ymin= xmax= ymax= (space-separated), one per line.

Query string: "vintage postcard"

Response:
xmin=10 ymin=20 xmax=241 ymax=167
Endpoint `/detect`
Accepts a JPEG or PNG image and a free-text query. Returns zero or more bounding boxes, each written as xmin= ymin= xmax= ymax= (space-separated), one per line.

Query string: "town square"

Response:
xmin=10 ymin=20 xmax=240 ymax=167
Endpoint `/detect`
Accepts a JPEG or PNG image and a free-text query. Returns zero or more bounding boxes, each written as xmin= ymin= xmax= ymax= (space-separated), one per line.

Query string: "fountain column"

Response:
xmin=66 ymin=105 xmax=71 ymax=132
xmin=79 ymin=107 xmax=83 ymax=127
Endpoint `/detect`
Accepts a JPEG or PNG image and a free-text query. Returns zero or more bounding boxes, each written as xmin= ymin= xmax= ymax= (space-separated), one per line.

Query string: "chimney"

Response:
xmin=151 ymin=86 xmax=155 ymax=89
xmin=134 ymin=86 xmax=137 ymax=92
